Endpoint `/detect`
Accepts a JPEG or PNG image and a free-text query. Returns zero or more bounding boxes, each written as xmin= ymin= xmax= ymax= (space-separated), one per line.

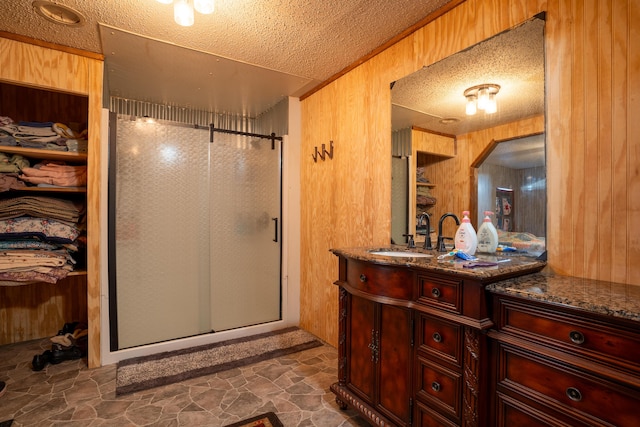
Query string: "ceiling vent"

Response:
xmin=32 ymin=1 xmax=85 ymax=27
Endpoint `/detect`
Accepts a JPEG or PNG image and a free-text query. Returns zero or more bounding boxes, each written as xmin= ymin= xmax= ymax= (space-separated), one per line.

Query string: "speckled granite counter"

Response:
xmin=331 ymin=245 xmax=546 ymax=281
xmin=487 ymin=272 xmax=640 ymax=323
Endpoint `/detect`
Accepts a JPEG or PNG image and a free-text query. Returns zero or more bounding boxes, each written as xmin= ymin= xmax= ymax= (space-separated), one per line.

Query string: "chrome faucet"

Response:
xmin=437 ymin=213 xmax=460 ymax=252
xmin=417 ymin=212 xmax=432 ymax=250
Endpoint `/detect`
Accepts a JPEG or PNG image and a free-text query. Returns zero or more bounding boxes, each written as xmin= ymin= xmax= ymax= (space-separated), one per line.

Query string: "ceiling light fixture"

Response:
xmin=156 ymin=0 xmax=214 ymax=27
xmin=464 ymin=84 xmax=500 ymax=116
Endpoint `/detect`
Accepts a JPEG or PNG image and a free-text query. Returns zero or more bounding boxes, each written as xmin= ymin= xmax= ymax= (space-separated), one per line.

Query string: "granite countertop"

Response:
xmin=331 ymin=245 xmax=546 ymax=280
xmin=487 ymin=272 xmax=640 ymax=323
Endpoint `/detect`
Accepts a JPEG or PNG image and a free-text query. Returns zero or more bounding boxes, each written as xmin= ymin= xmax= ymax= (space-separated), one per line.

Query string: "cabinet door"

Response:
xmin=347 ymin=294 xmax=376 ymax=403
xmin=378 ymin=304 xmax=412 ymax=425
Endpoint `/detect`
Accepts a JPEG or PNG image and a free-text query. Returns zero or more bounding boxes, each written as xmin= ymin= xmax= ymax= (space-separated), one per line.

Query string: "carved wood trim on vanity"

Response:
xmin=463 ymin=328 xmax=480 ymax=427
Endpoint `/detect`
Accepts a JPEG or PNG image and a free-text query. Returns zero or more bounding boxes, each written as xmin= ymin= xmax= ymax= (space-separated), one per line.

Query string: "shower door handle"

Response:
xmin=272 ymin=217 xmax=278 ymax=242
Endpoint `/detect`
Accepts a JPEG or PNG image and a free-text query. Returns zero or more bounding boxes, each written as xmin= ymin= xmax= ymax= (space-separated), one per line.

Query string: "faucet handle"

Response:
xmin=403 ymin=234 xmax=415 ymax=248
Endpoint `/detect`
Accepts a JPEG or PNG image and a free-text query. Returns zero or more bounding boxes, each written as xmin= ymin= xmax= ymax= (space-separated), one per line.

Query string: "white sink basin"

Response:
xmin=369 ymin=250 xmax=433 ymax=258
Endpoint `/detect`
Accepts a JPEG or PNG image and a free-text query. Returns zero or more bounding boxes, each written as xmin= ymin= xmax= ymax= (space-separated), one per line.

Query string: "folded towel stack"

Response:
xmin=20 ymin=162 xmax=87 ymax=187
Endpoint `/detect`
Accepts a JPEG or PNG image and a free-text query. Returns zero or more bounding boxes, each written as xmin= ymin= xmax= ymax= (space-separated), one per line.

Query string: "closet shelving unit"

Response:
xmin=0 ymin=33 xmax=103 ymax=368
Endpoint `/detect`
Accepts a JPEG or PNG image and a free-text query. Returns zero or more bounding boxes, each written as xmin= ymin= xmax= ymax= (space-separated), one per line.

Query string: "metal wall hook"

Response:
xmin=312 ymin=140 xmax=334 ymax=162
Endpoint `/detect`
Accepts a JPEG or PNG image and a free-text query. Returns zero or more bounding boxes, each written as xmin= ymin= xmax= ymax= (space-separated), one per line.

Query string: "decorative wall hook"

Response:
xmin=312 ymin=140 xmax=334 ymax=163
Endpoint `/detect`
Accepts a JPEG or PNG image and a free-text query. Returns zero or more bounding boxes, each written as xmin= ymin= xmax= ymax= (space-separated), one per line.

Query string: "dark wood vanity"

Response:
xmin=330 ymin=247 xmax=640 ymax=426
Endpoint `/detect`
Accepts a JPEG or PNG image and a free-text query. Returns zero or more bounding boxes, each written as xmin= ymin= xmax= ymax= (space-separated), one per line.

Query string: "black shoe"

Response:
xmin=32 ymin=350 xmax=52 ymax=371
xmin=50 ymin=345 xmax=83 ymax=364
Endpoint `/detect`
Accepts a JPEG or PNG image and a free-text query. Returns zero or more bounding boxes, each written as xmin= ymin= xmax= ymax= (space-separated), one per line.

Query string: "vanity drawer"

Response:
xmin=496 ymin=297 xmax=640 ymax=373
xmin=415 ymin=356 xmax=462 ymax=421
xmin=417 ymin=313 xmax=462 ymax=367
xmin=345 ymin=259 xmax=414 ymax=300
xmin=417 ymin=275 xmax=462 ymax=313
xmin=497 ymin=344 xmax=640 ymax=427
xmin=414 ymin=401 xmax=457 ymax=427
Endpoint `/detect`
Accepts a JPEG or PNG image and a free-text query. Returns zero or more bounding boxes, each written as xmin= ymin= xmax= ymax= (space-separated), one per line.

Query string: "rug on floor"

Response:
xmin=222 ymin=412 xmax=283 ymax=427
xmin=116 ymin=327 xmax=322 ymax=395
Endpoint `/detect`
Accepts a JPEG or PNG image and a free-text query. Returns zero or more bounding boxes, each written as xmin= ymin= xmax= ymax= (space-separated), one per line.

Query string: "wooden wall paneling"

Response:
xmin=0 ymin=276 xmax=88 ymax=345
xmin=86 ymin=57 xmax=103 ymax=369
xmin=0 ymin=38 xmax=90 ymax=94
xmin=544 ymin=0 xmax=639 ymax=282
xmin=301 ymin=0 xmax=549 ymax=345
xmin=0 ymin=82 xmax=89 ymax=127
xmin=599 ymin=1 xmax=640 ymax=283
xmin=626 ymin=1 xmax=640 ymax=285
xmin=595 ymin=1 xmax=613 ymax=283
xmin=300 ymin=81 xmax=338 ymax=344
xmin=580 ymin=1 xmax=599 ymax=279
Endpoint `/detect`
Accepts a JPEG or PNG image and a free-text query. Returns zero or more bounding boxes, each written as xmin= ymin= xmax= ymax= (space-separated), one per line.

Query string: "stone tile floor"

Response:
xmin=0 ymin=337 xmax=370 ymax=426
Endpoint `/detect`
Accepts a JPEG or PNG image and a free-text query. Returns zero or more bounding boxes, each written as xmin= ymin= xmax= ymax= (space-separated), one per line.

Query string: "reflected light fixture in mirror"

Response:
xmin=464 ymin=84 xmax=500 ymax=115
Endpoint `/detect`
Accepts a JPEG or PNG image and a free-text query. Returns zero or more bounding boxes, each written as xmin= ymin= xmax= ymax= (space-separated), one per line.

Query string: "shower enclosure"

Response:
xmin=109 ymin=115 xmax=282 ymax=350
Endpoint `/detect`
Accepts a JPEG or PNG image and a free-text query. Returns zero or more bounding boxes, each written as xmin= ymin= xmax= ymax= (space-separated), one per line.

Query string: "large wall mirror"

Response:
xmin=391 ymin=15 xmax=546 ymax=256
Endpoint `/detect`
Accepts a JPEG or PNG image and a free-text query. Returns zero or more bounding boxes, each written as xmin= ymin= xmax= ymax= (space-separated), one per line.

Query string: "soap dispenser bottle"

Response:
xmin=477 ymin=210 xmax=499 ymax=253
xmin=454 ymin=211 xmax=477 ymax=255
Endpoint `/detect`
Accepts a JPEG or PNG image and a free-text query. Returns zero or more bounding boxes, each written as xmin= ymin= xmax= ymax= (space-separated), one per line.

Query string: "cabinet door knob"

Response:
xmin=432 ymin=332 xmax=442 ymax=343
xmin=359 ymin=274 xmax=367 ymax=282
xmin=569 ymin=330 xmax=585 ymax=345
xmin=431 ymin=288 xmax=441 ymax=298
xmin=431 ymin=381 xmax=441 ymax=392
xmin=566 ymin=387 xmax=582 ymax=402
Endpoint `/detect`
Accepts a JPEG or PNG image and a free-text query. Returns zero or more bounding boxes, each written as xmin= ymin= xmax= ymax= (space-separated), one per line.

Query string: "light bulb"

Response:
xmin=477 ymin=87 xmax=489 ymax=110
xmin=194 ymin=0 xmax=214 ymax=14
xmin=156 ymin=0 xmax=173 ymax=4
xmin=466 ymin=95 xmax=477 ymax=115
xmin=174 ymin=0 xmax=194 ymax=26
xmin=485 ymin=93 xmax=497 ymax=114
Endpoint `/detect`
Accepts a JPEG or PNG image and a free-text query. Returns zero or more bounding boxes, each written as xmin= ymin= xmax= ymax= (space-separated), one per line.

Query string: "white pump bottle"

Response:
xmin=477 ymin=210 xmax=499 ymax=253
xmin=454 ymin=211 xmax=477 ymax=255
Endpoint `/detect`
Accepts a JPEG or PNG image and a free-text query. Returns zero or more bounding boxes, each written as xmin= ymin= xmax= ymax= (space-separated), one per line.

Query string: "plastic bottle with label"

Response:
xmin=454 ymin=210 xmax=477 ymax=255
xmin=477 ymin=210 xmax=499 ymax=253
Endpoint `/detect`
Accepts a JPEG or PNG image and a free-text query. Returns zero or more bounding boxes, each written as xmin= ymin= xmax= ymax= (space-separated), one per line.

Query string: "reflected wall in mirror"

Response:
xmin=473 ymin=133 xmax=546 ymax=257
xmin=391 ymin=15 xmax=545 ymax=250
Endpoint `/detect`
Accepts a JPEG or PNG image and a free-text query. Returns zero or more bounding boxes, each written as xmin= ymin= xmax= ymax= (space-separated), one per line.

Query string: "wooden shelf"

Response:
xmin=68 ymin=270 xmax=87 ymax=277
xmin=0 ymin=146 xmax=87 ymax=162
xmin=7 ymin=186 xmax=86 ymax=193
xmin=417 ymin=182 xmax=436 ymax=187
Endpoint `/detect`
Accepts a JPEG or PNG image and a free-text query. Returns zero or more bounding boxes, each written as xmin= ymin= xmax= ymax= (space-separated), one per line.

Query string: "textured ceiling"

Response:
xmin=0 ymin=0 xmax=454 ymax=116
xmin=0 ymin=0 xmax=544 ymax=142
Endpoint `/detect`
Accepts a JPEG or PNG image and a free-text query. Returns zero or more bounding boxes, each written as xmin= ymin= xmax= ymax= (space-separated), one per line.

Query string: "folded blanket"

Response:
xmin=0 ymin=216 xmax=81 ymax=243
xmin=20 ymin=163 xmax=87 ymax=187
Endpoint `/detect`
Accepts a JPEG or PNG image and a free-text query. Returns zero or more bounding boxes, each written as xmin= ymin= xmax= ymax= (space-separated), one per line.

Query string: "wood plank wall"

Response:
xmin=300 ymin=0 xmax=639 ymax=346
xmin=0 ymin=36 xmax=103 ymax=367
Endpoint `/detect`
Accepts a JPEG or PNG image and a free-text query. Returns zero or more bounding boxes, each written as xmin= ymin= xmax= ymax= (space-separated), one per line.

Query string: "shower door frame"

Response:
xmin=107 ymin=114 xmax=285 ymax=352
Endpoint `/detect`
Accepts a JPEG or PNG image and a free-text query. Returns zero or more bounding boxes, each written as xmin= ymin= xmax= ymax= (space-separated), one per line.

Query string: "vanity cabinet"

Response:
xmin=489 ymin=294 xmax=640 ymax=426
xmin=334 ymin=259 xmax=414 ymax=426
xmin=346 ymin=293 xmax=413 ymax=425
xmin=330 ymin=251 xmax=544 ymax=427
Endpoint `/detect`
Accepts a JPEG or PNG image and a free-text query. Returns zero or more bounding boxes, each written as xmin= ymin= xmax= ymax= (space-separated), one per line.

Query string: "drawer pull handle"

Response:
xmin=359 ymin=274 xmax=367 ymax=283
xmin=569 ymin=330 xmax=585 ymax=345
xmin=566 ymin=387 xmax=582 ymax=402
xmin=432 ymin=332 xmax=442 ymax=343
xmin=431 ymin=288 xmax=441 ymax=298
xmin=431 ymin=381 xmax=441 ymax=392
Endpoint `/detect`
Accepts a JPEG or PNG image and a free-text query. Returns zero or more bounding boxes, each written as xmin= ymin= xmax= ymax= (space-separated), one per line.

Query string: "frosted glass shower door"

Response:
xmin=113 ymin=118 xmax=211 ymax=349
xmin=209 ymin=132 xmax=282 ymax=331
